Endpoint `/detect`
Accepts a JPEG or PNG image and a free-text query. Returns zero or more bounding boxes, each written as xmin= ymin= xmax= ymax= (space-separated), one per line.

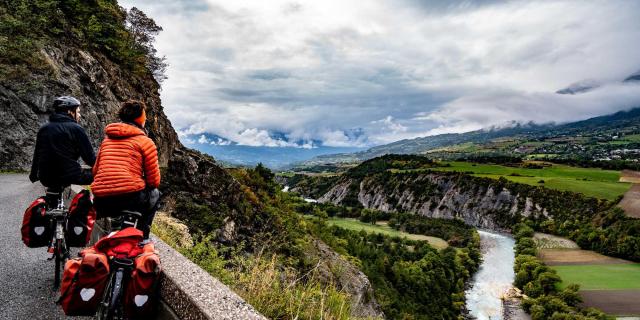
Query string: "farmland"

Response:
xmin=552 ymin=264 xmax=640 ymax=290
xmin=323 ymin=217 xmax=449 ymax=249
xmin=427 ymin=161 xmax=631 ymax=200
xmin=535 ymin=233 xmax=640 ymax=317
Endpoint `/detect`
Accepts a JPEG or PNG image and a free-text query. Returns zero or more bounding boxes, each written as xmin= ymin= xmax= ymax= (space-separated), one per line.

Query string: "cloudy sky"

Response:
xmin=121 ymin=0 xmax=640 ymax=148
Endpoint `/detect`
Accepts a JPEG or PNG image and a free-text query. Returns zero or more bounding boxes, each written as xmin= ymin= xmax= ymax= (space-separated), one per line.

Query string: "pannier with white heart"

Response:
xmin=66 ymin=189 xmax=96 ymax=247
xmin=124 ymin=241 xmax=162 ymax=318
xmin=21 ymin=197 xmax=52 ymax=248
xmin=58 ymin=248 xmax=110 ymax=316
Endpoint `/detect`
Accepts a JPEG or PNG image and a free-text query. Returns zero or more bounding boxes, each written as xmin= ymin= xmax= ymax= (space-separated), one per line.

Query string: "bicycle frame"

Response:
xmin=45 ymin=189 xmax=70 ymax=288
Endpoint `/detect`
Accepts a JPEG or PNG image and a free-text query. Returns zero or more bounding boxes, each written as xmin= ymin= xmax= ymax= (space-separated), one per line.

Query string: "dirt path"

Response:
xmin=620 ymin=170 xmax=640 ymax=183
xmin=619 ymin=184 xmax=640 ymax=218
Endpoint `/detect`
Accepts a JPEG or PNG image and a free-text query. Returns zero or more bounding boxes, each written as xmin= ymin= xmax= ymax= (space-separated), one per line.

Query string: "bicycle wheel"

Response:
xmin=109 ymin=269 xmax=125 ymax=319
xmin=97 ymin=273 xmax=114 ymax=320
xmin=54 ymin=239 xmax=63 ymax=288
xmin=97 ymin=270 xmax=126 ymax=320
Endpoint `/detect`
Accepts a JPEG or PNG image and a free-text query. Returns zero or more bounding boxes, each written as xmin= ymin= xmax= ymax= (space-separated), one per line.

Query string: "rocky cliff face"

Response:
xmin=311 ymin=173 xmax=550 ymax=231
xmin=0 ymin=46 xmax=179 ymax=170
xmin=309 ymin=239 xmax=384 ymax=319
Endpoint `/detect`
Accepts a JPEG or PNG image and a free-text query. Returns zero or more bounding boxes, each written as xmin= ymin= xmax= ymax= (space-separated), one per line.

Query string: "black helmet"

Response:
xmin=53 ymin=96 xmax=81 ymax=112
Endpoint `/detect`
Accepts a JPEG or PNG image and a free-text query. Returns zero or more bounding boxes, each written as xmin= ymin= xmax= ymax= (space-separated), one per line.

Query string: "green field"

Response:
xmin=608 ymin=133 xmax=640 ymax=145
xmin=423 ymin=162 xmax=630 ymax=200
xmin=323 ymin=217 xmax=449 ymax=249
xmin=552 ymin=264 xmax=640 ymax=290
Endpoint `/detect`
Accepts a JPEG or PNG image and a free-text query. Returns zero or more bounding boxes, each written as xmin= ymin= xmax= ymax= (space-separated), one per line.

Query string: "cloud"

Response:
xmin=120 ymin=0 xmax=640 ymax=147
xmin=422 ymin=83 xmax=640 ymax=135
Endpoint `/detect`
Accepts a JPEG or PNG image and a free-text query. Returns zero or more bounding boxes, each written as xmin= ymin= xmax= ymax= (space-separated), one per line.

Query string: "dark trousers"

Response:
xmin=43 ymin=169 xmax=93 ymax=206
xmin=93 ymin=188 xmax=160 ymax=239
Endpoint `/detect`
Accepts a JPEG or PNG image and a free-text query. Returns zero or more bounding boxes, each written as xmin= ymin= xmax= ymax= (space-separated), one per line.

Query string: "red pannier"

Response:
xmin=21 ymin=197 xmax=52 ymax=247
xmin=125 ymin=241 xmax=162 ymax=318
xmin=66 ymin=189 xmax=96 ymax=247
xmin=58 ymin=248 xmax=110 ymax=316
xmin=94 ymin=227 xmax=145 ymax=259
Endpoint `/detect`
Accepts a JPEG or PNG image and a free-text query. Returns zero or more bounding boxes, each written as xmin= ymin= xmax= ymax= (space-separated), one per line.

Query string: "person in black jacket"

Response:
xmin=29 ymin=96 xmax=96 ymax=203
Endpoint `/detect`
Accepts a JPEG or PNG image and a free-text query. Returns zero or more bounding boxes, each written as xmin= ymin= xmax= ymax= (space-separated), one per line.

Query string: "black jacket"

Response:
xmin=29 ymin=113 xmax=96 ymax=187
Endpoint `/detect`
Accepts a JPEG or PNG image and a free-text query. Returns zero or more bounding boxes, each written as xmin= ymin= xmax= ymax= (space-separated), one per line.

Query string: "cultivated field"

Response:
xmin=324 ymin=217 xmax=449 ymax=249
xmin=533 ymin=232 xmax=579 ymax=249
xmin=538 ymin=249 xmax=631 ymax=266
xmin=552 ymin=264 xmax=640 ymax=290
xmin=428 ymin=161 xmax=631 ymax=200
xmin=535 ymin=232 xmax=640 ymax=317
xmin=579 ymin=290 xmax=640 ymax=316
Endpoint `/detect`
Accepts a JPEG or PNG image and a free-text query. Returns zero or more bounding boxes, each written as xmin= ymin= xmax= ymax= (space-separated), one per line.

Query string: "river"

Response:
xmin=465 ymin=230 xmax=516 ymax=320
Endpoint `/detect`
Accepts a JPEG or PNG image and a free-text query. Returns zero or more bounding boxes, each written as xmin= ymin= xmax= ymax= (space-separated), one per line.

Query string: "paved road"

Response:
xmin=0 ymin=174 xmax=85 ymax=319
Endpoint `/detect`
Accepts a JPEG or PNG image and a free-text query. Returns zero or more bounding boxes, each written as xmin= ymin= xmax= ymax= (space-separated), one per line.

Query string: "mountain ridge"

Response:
xmin=291 ymin=107 xmax=640 ymax=168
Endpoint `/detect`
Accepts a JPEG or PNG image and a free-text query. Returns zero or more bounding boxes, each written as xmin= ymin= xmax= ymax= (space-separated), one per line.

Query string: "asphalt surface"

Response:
xmin=0 ymin=174 xmax=86 ymax=319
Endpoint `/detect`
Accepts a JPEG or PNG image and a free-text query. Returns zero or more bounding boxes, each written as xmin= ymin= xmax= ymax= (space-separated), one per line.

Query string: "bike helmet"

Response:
xmin=52 ymin=96 xmax=81 ymax=112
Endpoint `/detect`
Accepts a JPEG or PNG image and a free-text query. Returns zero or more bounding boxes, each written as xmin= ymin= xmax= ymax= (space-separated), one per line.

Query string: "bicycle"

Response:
xmin=96 ymin=210 xmax=143 ymax=320
xmin=45 ymin=188 xmax=71 ymax=289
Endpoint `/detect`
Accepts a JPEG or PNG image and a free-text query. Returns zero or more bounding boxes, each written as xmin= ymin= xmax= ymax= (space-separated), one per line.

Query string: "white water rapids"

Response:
xmin=465 ymin=230 xmax=516 ymax=320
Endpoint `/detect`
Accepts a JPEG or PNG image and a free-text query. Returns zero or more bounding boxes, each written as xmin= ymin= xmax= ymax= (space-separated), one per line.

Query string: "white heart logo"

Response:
xmin=34 ymin=226 xmax=45 ymax=236
xmin=134 ymin=295 xmax=148 ymax=307
xmin=74 ymin=226 xmax=84 ymax=235
xmin=80 ymin=288 xmax=96 ymax=301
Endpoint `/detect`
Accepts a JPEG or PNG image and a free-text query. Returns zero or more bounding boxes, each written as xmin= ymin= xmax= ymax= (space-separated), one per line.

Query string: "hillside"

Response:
xmin=293 ymin=108 xmax=640 ymax=169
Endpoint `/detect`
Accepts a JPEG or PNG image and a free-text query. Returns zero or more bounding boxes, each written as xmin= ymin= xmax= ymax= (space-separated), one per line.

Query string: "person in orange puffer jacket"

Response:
xmin=91 ymin=100 xmax=161 ymax=238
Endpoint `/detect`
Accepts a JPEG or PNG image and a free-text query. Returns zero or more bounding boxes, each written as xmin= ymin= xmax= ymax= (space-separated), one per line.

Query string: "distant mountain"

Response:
xmin=556 ymin=80 xmax=599 ymax=95
xmin=187 ymin=142 xmax=365 ymax=169
xmin=292 ymin=108 xmax=640 ymax=167
xmin=624 ymin=70 xmax=640 ymax=82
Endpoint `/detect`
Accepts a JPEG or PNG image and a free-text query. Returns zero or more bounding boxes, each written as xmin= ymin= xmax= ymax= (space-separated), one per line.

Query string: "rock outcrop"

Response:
xmin=0 ymin=46 xmax=179 ymax=170
xmin=312 ymin=173 xmax=551 ymax=231
xmin=309 ymin=239 xmax=384 ymax=319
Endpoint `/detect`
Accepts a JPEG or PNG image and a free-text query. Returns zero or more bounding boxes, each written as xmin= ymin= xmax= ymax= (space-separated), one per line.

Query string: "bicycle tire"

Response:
xmin=54 ymin=239 xmax=62 ymax=288
xmin=109 ymin=269 xmax=125 ymax=319
xmin=97 ymin=269 xmax=126 ymax=320
xmin=97 ymin=272 xmax=114 ymax=320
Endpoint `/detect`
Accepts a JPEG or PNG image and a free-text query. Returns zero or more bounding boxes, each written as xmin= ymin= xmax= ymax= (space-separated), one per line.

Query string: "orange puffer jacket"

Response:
xmin=91 ymin=123 xmax=160 ymax=198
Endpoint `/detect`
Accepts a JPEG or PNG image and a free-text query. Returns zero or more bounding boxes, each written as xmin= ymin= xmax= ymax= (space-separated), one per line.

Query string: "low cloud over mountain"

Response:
xmin=122 ymin=0 xmax=640 ymax=148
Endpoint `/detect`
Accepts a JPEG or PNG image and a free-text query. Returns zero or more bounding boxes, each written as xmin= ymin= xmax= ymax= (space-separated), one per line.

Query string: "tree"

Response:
xmin=125 ymin=7 xmax=167 ymax=82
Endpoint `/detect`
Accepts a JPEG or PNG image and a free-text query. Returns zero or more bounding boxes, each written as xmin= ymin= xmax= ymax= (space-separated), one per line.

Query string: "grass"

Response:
xmin=324 ymin=217 xmax=449 ymax=249
xmin=409 ymin=161 xmax=631 ymax=200
xmin=609 ymin=134 xmax=640 ymax=145
xmin=552 ymin=264 xmax=640 ymax=290
xmin=182 ymin=237 xmax=354 ymax=320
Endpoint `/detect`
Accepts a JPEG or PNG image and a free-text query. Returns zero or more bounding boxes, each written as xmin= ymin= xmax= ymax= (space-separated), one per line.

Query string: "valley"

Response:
xmin=283 ymin=154 xmax=640 ymax=319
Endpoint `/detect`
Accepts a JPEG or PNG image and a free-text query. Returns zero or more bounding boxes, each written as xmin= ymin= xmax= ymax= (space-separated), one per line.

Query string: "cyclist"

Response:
xmin=30 ymin=96 xmax=96 ymax=205
xmin=91 ymin=100 xmax=161 ymax=239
